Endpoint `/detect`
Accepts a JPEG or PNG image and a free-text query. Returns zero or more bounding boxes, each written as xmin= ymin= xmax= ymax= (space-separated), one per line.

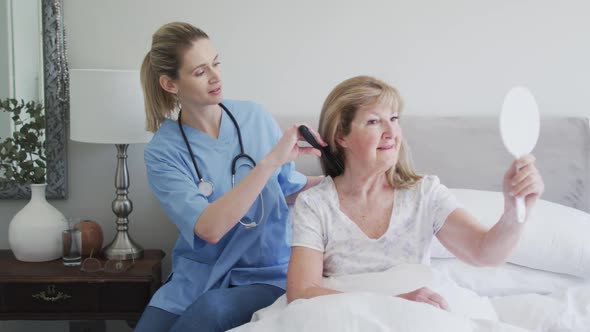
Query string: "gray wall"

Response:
xmin=1 ymin=0 xmax=590 ymax=331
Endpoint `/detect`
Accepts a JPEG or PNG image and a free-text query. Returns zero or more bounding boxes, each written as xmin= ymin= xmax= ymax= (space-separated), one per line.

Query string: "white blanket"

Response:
xmin=492 ymin=283 xmax=590 ymax=332
xmin=231 ymin=292 xmax=525 ymax=332
xmin=229 ymin=264 xmax=527 ymax=332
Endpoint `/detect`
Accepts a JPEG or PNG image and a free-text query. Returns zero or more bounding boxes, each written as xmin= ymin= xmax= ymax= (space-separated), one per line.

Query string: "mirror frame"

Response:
xmin=0 ymin=0 xmax=68 ymax=199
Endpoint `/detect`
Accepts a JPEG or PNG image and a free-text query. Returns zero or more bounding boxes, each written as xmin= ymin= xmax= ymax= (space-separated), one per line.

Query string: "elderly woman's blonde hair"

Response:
xmin=318 ymin=75 xmax=422 ymax=189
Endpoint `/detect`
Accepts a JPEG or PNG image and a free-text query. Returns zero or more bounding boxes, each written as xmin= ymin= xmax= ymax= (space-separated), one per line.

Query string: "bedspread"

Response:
xmin=229 ymin=264 xmax=589 ymax=332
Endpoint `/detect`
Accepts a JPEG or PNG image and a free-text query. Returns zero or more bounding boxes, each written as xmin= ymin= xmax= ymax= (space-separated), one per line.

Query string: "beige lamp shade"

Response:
xmin=69 ymin=69 xmax=152 ymax=144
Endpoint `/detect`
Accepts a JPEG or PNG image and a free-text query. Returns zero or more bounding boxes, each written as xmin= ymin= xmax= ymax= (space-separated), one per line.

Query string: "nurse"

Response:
xmin=134 ymin=22 xmax=324 ymax=332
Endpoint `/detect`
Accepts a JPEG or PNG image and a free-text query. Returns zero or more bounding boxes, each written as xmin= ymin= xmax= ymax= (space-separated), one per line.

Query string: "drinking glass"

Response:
xmin=62 ymin=229 xmax=82 ymax=266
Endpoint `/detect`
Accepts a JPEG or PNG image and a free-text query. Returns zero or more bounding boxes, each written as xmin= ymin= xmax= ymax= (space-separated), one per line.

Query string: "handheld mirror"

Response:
xmin=499 ymin=86 xmax=540 ymax=223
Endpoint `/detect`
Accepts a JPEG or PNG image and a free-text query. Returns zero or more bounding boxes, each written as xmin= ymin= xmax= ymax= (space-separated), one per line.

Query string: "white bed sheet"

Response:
xmin=431 ymin=258 xmax=586 ymax=297
xmin=432 ymin=258 xmax=590 ymax=331
xmin=230 ymin=263 xmax=590 ymax=332
xmin=492 ymin=283 xmax=590 ymax=332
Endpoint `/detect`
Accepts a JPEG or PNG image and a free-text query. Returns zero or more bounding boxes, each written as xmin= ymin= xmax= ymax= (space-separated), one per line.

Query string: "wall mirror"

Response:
xmin=0 ymin=0 xmax=68 ymax=199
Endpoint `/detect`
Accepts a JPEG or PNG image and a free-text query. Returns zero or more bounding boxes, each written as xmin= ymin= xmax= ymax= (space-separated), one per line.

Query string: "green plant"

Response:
xmin=0 ymin=98 xmax=46 ymax=184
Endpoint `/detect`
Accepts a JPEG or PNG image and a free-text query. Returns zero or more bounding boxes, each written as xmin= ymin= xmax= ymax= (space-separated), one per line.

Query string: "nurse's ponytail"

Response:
xmin=140 ymin=22 xmax=209 ymax=132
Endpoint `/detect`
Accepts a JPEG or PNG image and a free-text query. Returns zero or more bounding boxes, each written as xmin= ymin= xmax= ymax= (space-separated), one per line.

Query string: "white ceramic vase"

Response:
xmin=8 ymin=183 xmax=68 ymax=262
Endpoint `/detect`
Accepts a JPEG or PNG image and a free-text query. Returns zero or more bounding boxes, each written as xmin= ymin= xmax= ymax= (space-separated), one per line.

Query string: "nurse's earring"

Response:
xmin=174 ymin=94 xmax=182 ymax=112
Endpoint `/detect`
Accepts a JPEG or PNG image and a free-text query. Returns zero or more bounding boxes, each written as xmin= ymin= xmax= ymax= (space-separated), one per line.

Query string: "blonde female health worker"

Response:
xmin=134 ymin=22 xmax=324 ymax=332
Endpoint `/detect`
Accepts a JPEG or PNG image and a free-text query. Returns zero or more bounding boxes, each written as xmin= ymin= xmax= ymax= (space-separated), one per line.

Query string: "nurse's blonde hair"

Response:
xmin=318 ymin=75 xmax=422 ymax=189
xmin=140 ymin=22 xmax=209 ymax=132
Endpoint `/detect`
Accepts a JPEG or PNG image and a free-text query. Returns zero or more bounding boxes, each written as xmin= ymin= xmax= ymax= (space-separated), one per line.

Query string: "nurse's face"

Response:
xmin=338 ymin=102 xmax=401 ymax=173
xmin=175 ymin=38 xmax=223 ymax=108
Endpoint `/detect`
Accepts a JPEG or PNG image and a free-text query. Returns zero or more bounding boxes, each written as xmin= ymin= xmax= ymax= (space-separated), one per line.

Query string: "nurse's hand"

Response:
xmin=502 ymin=154 xmax=544 ymax=217
xmin=265 ymin=124 xmax=325 ymax=167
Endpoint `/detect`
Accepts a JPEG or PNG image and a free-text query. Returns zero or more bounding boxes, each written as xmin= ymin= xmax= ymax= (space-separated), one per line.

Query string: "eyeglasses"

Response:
xmin=80 ymin=249 xmax=135 ymax=273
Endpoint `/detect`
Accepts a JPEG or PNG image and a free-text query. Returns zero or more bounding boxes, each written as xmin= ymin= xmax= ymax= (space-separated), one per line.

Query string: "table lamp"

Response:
xmin=69 ymin=69 xmax=152 ymax=260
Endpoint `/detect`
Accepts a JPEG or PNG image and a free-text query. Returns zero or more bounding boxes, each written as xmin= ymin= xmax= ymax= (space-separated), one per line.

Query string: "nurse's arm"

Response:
xmin=194 ymin=157 xmax=281 ymax=243
xmin=286 ymin=176 xmax=324 ymax=205
xmin=436 ymin=207 xmax=525 ymax=266
xmin=286 ymin=246 xmax=341 ymax=303
xmin=195 ymin=125 xmax=320 ymax=243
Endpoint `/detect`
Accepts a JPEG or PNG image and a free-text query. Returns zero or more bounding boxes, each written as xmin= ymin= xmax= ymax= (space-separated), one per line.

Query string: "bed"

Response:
xmin=231 ymin=115 xmax=590 ymax=332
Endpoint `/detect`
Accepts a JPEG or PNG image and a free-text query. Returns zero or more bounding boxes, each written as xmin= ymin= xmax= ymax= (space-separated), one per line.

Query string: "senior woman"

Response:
xmin=286 ymin=76 xmax=544 ymax=310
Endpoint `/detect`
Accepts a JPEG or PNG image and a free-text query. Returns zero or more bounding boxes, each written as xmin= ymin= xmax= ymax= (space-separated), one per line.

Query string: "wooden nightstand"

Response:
xmin=0 ymin=249 xmax=165 ymax=326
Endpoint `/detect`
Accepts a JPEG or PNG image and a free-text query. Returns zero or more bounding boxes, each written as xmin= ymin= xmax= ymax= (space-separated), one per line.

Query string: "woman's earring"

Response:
xmin=175 ymin=95 xmax=181 ymax=111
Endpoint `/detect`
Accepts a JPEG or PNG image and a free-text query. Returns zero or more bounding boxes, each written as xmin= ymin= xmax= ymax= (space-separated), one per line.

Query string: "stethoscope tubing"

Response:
xmin=177 ymin=103 xmax=263 ymax=228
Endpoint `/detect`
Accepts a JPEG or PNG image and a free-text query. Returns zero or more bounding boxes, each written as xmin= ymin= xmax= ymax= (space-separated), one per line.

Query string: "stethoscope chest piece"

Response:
xmin=198 ymin=180 xmax=214 ymax=198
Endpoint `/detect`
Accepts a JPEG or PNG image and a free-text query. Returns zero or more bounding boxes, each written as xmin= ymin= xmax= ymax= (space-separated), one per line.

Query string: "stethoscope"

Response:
xmin=177 ymin=103 xmax=264 ymax=228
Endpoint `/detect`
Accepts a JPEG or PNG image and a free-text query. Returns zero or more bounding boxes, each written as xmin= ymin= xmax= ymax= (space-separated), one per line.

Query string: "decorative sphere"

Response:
xmin=75 ymin=220 xmax=104 ymax=257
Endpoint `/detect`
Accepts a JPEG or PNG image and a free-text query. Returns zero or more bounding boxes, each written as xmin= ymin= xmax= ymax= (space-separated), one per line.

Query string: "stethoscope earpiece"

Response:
xmin=178 ymin=103 xmax=264 ymax=228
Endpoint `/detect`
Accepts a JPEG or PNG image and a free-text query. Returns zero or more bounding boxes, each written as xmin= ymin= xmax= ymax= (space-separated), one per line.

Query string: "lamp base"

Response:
xmin=103 ymin=232 xmax=143 ymax=260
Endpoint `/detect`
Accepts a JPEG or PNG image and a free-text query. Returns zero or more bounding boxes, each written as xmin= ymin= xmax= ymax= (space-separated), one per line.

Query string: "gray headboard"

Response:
xmin=402 ymin=116 xmax=590 ymax=213
xmin=279 ymin=115 xmax=590 ymax=213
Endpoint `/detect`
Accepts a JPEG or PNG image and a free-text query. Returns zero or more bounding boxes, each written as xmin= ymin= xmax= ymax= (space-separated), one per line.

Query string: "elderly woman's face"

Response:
xmin=339 ymin=102 xmax=401 ymax=172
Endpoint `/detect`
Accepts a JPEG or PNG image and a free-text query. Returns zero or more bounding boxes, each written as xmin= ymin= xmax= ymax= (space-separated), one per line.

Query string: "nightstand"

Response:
xmin=0 ymin=249 xmax=165 ymax=326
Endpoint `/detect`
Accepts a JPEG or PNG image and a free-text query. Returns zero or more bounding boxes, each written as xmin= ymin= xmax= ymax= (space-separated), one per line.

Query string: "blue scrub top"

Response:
xmin=144 ymin=99 xmax=307 ymax=315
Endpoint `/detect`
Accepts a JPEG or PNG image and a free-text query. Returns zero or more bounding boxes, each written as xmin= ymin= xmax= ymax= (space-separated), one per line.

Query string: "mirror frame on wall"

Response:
xmin=0 ymin=0 xmax=68 ymax=199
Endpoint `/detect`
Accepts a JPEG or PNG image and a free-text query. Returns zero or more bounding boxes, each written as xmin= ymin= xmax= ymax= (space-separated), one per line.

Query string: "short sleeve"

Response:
xmin=424 ymin=176 xmax=460 ymax=234
xmin=291 ymin=194 xmax=325 ymax=252
xmin=145 ymin=149 xmax=209 ymax=250
xmin=266 ymin=111 xmax=306 ymax=196
xmin=278 ymin=161 xmax=307 ymax=197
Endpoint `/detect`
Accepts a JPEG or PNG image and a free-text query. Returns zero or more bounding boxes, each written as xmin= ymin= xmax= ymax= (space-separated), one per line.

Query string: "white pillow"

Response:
xmin=430 ymin=188 xmax=590 ymax=278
